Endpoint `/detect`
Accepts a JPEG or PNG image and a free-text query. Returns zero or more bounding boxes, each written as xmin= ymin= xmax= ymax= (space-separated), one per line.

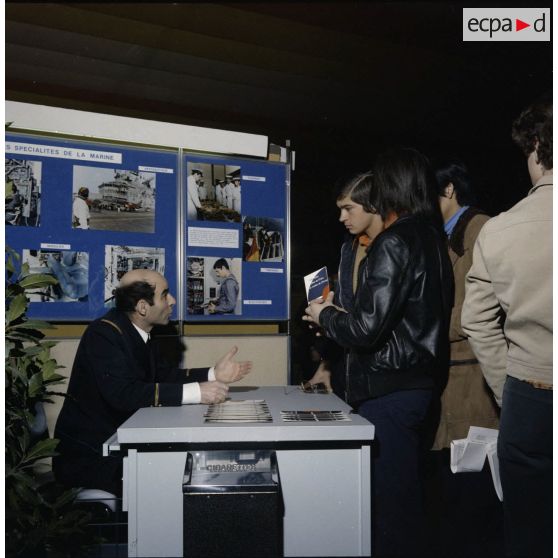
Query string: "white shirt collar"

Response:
xmin=132 ymin=322 xmax=150 ymax=343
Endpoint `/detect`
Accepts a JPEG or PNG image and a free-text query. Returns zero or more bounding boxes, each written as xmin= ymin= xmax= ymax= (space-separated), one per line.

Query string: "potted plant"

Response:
xmin=5 ymin=247 xmax=92 ymax=557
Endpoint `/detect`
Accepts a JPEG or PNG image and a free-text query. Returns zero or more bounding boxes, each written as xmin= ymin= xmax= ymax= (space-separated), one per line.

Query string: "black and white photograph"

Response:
xmin=5 ymin=159 xmax=42 ymax=227
xmin=104 ymin=245 xmax=165 ymax=306
xmin=186 ymin=256 xmax=241 ymax=316
xmin=243 ymin=216 xmax=285 ymax=263
xmin=186 ymin=162 xmax=241 ymax=223
xmin=73 ymin=166 xmax=156 ymax=232
xmin=22 ymin=249 xmax=89 ymax=302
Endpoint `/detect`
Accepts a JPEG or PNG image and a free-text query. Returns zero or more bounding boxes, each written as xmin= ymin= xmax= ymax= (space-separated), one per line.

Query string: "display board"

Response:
xmin=5 ymin=133 xmax=290 ymax=322
xmin=183 ymin=154 xmax=288 ymax=321
xmin=5 ymin=133 xmax=178 ymax=321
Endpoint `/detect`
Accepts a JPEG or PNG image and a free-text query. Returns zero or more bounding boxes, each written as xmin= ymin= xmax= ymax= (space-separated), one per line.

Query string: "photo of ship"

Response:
xmin=73 ymin=166 xmax=157 ymax=233
xmin=96 ymin=170 xmax=155 ymax=212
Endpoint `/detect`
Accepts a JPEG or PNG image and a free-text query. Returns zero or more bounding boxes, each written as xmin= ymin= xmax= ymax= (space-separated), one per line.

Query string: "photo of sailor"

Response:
xmin=215 ymin=179 xmax=226 ymax=206
xmin=229 ymin=176 xmax=241 ymax=213
xmin=187 ymin=167 xmax=203 ymax=220
xmin=243 ymin=216 xmax=285 ymax=263
xmin=72 ymin=187 xmax=90 ymax=229
xmin=186 ymin=162 xmax=241 ymax=223
xmin=72 ymin=166 xmax=156 ymax=233
xmin=5 ymin=159 xmax=42 ymax=227
xmin=22 ymin=249 xmax=89 ymax=302
xmin=104 ymin=245 xmax=165 ymax=306
xmin=186 ymin=256 xmax=242 ymax=316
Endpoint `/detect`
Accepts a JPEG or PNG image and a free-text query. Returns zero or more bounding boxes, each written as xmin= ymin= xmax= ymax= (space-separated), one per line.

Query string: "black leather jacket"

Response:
xmin=320 ymin=215 xmax=453 ymax=407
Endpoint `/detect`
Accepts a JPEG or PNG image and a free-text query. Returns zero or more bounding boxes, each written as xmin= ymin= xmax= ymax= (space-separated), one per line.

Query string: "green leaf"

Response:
xmin=43 ymin=374 xmax=67 ymax=387
xmin=6 ymin=294 xmax=27 ymax=324
xmin=6 ymin=255 xmax=15 ymax=275
xmin=22 ymin=438 xmax=60 ymax=464
xmin=6 ymin=330 xmax=44 ymax=343
xmin=41 ymin=359 xmax=57 ymax=380
xmin=14 ymin=344 xmax=43 ymax=356
xmin=28 ymin=372 xmax=44 ymax=398
xmin=10 ymin=320 xmax=55 ymax=331
xmin=5 ymin=339 xmax=15 ymax=353
xmin=19 ymin=274 xmax=58 ymax=289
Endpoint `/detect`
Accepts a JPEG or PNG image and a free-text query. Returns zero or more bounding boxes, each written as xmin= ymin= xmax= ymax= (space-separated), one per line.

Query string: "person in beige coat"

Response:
xmin=423 ymin=161 xmax=502 ymax=558
xmin=433 ymin=160 xmax=499 ymax=450
xmin=462 ymin=95 xmax=552 ymax=558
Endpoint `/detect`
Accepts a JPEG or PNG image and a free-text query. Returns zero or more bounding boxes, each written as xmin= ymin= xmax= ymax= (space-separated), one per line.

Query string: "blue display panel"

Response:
xmin=5 ymin=133 xmax=178 ymax=321
xmin=184 ymin=154 xmax=288 ymax=321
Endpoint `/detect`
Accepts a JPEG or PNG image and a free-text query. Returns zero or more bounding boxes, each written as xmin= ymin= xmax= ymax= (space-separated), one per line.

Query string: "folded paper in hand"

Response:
xmin=450 ymin=426 xmax=502 ymax=501
xmin=304 ymin=266 xmax=330 ymax=302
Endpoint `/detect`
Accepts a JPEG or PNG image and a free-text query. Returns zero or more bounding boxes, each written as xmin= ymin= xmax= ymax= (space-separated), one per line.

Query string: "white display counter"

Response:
xmin=107 ymin=386 xmax=374 ymax=557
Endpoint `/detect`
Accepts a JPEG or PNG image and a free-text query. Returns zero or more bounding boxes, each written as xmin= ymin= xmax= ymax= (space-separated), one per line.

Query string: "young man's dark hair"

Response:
xmin=337 ymin=171 xmax=376 ymax=213
xmin=213 ymin=258 xmax=229 ymax=270
xmin=114 ymin=280 xmax=155 ymax=311
xmin=435 ymin=159 xmax=476 ymax=206
xmin=371 ymin=147 xmax=443 ymax=230
xmin=512 ymin=93 xmax=552 ymax=169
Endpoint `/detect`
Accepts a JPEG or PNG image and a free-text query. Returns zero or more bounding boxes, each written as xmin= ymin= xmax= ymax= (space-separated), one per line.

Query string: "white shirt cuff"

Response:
xmin=208 ymin=367 xmax=216 ymax=381
xmin=182 ymin=382 xmax=201 ymax=404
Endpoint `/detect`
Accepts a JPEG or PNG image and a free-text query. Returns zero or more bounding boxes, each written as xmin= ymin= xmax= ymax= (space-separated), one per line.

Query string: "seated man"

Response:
xmin=53 ymin=269 xmax=251 ymax=495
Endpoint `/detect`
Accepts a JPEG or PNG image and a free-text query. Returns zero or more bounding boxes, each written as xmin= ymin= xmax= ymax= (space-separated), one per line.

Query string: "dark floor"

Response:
xmin=422 ymin=449 xmax=505 ymax=558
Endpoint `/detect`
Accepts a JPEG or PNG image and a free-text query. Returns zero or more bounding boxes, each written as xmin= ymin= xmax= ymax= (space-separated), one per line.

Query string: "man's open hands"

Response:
xmin=214 ymin=346 xmax=253 ymax=384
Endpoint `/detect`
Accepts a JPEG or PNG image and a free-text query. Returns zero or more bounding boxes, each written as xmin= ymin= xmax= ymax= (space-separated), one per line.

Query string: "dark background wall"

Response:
xmin=5 ymin=1 xmax=553 ymax=327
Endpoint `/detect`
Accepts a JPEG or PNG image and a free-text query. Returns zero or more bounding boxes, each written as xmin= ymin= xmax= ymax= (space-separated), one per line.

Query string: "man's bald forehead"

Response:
xmin=119 ymin=269 xmax=163 ymax=288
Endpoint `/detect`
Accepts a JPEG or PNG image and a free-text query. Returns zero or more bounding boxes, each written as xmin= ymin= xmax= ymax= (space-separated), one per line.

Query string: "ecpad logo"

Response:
xmin=463 ymin=8 xmax=550 ymax=41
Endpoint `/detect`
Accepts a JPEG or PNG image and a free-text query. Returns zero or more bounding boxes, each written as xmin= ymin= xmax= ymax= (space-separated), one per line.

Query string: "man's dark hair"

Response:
xmin=213 ymin=258 xmax=229 ymax=270
xmin=337 ymin=172 xmax=376 ymax=213
xmin=371 ymin=147 xmax=443 ymax=229
xmin=512 ymin=94 xmax=553 ymax=170
xmin=115 ymin=281 xmax=155 ymax=312
xmin=435 ymin=159 xmax=476 ymax=206
xmin=78 ymin=187 xmax=89 ymax=199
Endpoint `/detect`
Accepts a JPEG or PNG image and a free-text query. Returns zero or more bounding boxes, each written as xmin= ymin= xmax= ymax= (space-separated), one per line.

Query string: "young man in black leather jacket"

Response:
xmin=305 ymin=148 xmax=453 ymax=558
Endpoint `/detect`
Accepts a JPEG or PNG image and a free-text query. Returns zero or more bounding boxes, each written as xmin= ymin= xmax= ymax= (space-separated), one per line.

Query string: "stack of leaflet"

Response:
xmin=204 ymin=400 xmax=272 ymax=423
xmin=450 ymin=426 xmax=502 ymax=501
xmin=280 ymin=410 xmax=351 ymax=422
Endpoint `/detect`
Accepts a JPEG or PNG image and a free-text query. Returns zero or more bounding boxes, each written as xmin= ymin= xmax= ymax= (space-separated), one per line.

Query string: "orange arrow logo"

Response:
xmin=516 ymin=18 xmax=530 ymax=31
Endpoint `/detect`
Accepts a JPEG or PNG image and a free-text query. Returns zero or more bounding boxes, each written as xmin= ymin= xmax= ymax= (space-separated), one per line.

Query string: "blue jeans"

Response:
xmin=359 ymin=389 xmax=432 ymax=558
xmin=498 ymin=376 xmax=552 ymax=558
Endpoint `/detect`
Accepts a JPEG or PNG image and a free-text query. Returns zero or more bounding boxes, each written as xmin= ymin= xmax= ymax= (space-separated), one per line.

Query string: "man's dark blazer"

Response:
xmin=53 ymin=308 xmax=209 ymax=493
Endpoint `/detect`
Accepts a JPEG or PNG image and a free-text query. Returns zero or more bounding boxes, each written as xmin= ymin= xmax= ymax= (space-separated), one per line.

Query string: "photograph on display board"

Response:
xmin=186 ymin=162 xmax=241 ymax=223
xmin=22 ymin=249 xmax=89 ymax=302
xmin=104 ymin=245 xmax=165 ymax=306
xmin=186 ymin=256 xmax=241 ymax=316
xmin=243 ymin=216 xmax=285 ymax=263
xmin=5 ymin=159 xmax=42 ymax=227
xmin=73 ymin=166 xmax=156 ymax=232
